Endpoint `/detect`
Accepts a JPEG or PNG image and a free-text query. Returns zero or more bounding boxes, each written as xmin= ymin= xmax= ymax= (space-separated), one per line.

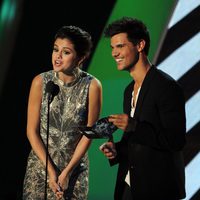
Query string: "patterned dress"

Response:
xmin=23 ymin=69 xmax=93 ymax=200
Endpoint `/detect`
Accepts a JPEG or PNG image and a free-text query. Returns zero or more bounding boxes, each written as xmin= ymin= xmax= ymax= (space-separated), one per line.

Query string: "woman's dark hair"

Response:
xmin=54 ymin=25 xmax=93 ymax=59
xmin=104 ymin=17 xmax=150 ymax=55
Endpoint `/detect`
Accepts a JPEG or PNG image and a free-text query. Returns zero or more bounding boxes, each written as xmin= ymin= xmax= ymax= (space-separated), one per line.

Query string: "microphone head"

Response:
xmin=46 ymin=81 xmax=60 ymax=103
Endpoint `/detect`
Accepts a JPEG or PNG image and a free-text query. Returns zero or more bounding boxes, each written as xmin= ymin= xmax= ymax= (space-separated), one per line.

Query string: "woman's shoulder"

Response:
xmin=83 ymin=71 xmax=101 ymax=83
xmin=80 ymin=70 xmax=102 ymax=89
xmin=31 ymin=70 xmax=54 ymax=88
xmin=40 ymin=70 xmax=54 ymax=78
xmin=39 ymin=70 xmax=55 ymax=84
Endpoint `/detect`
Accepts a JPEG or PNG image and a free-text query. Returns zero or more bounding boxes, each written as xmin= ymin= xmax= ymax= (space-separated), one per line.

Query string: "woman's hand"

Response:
xmin=57 ymin=170 xmax=70 ymax=192
xmin=55 ymin=183 xmax=64 ymax=200
xmin=48 ymin=170 xmax=63 ymax=199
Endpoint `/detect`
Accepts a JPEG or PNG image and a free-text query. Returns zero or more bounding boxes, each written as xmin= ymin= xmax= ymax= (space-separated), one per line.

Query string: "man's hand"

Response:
xmin=108 ymin=114 xmax=129 ymax=131
xmin=99 ymin=141 xmax=117 ymax=159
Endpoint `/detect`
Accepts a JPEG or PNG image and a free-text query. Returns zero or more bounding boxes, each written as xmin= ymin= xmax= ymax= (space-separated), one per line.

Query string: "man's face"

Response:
xmin=110 ymin=33 xmax=139 ymax=71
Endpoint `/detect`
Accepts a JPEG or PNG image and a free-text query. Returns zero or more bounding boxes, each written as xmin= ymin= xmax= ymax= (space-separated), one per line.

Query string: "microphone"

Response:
xmin=44 ymin=80 xmax=59 ymax=199
xmin=46 ymin=81 xmax=60 ymax=103
xmin=78 ymin=117 xmax=118 ymax=140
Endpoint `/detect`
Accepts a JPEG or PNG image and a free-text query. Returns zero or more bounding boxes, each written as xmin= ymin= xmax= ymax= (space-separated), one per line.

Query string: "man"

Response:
xmin=100 ymin=17 xmax=186 ymax=200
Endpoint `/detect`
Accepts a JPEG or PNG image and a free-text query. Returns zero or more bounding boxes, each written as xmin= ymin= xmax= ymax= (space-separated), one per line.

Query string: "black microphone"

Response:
xmin=44 ymin=80 xmax=59 ymax=199
xmin=46 ymin=81 xmax=60 ymax=103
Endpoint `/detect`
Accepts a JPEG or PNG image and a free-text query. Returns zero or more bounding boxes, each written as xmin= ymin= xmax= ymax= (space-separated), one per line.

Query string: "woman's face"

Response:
xmin=52 ymin=38 xmax=79 ymax=74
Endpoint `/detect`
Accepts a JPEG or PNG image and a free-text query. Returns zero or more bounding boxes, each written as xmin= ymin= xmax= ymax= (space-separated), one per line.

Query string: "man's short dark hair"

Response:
xmin=104 ymin=17 xmax=150 ymax=55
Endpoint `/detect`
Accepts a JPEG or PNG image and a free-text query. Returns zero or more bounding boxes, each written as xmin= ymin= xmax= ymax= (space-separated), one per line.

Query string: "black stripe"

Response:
xmin=178 ymin=61 xmax=200 ymax=101
xmin=183 ymin=122 xmax=200 ymax=165
xmin=156 ymin=6 xmax=200 ymax=65
xmin=190 ymin=189 xmax=200 ymax=200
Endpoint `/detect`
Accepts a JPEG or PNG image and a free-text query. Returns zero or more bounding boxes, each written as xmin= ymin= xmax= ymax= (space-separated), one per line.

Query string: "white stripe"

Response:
xmin=160 ymin=2 xmax=200 ymax=200
xmin=183 ymin=152 xmax=200 ymax=200
xmin=157 ymin=32 xmax=200 ymax=80
xmin=168 ymin=0 xmax=200 ymax=28
xmin=186 ymin=90 xmax=200 ymax=132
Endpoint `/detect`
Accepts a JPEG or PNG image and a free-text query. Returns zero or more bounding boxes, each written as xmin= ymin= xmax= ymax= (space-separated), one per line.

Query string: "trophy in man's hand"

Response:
xmin=78 ymin=117 xmax=118 ymax=140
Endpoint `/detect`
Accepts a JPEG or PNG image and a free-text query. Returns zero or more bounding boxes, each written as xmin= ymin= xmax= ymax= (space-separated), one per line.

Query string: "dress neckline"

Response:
xmin=54 ymin=69 xmax=81 ymax=87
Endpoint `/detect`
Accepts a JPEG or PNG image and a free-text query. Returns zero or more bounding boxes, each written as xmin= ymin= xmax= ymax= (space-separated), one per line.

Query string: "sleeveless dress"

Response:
xmin=23 ymin=69 xmax=93 ymax=200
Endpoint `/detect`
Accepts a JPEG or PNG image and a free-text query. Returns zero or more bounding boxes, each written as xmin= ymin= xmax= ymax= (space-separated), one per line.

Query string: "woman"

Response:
xmin=23 ymin=25 xmax=102 ymax=199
